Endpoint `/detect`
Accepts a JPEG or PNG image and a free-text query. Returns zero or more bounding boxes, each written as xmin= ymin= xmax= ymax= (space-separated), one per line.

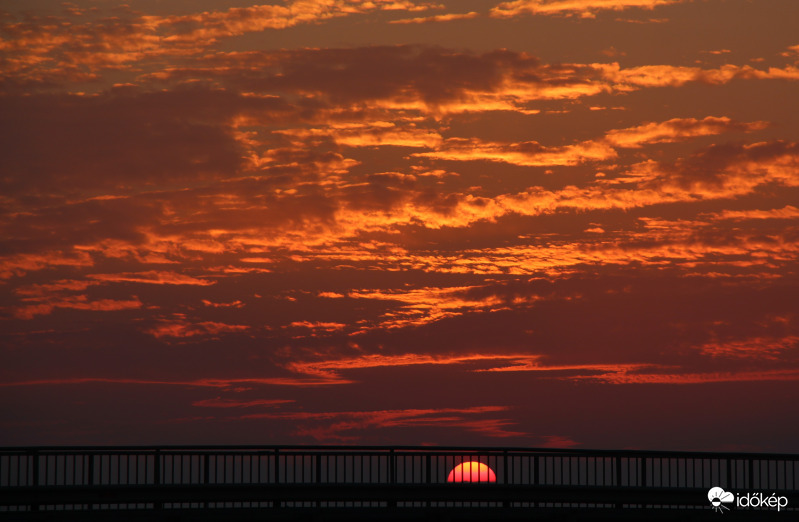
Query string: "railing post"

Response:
xmin=640 ymin=457 xmax=647 ymax=509
xmin=615 ymin=456 xmax=622 ymax=510
xmin=389 ymin=449 xmax=395 ymax=484
xmin=425 ymin=454 xmax=431 ymax=484
xmin=203 ymin=453 xmax=210 ymax=509
xmin=389 ymin=449 xmax=396 ymax=508
xmin=87 ymin=453 xmax=94 ymax=511
xmin=533 ymin=455 xmax=539 ymax=508
xmin=641 ymin=457 xmax=646 ymax=487
xmin=31 ymin=450 xmax=39 ymax=487
xmin=154 ymin=450 xmax=163 ymax=510
xmin=274 ymin=449 xmax=281 ymax=508
xmin=31 ymin=450 xmax=40 ymax=512
xmin=425 ymin=453 xmax=432 ymax=508
xmin=88 ymin=454 xmax=94 ymax=486
xmin=503 ymin=450 xmax=509 ymax=508
xmin=154 ymin=450 xmax=161 ymax=485
xmin=726 ymin=458 xmax=732 ymax=489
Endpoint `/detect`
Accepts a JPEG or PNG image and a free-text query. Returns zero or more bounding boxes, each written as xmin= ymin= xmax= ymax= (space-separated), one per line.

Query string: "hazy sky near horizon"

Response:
xmin=1 ymin=0 xmax=799 ymax=451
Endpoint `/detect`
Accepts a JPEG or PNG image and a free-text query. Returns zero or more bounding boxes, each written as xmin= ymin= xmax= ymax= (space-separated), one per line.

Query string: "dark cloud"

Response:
xmin=0 ymin=86 xmax=296 ymax=196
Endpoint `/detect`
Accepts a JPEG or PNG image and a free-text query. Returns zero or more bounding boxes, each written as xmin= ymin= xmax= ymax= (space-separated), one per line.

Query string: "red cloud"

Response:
xmin=239 ymin=406 xmax=525 ymax=441
xmin=192 ymin=398 xmax=294 ymax=408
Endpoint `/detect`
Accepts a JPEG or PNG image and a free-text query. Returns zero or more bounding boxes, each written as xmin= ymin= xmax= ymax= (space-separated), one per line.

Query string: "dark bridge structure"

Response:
xmin=1 ymin=445 xmax=797 ymax=520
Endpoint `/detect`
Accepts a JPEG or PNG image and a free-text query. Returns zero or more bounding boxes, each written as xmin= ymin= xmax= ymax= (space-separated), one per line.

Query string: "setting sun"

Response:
xmin=447 ymin=461 xmax=497 ymax=483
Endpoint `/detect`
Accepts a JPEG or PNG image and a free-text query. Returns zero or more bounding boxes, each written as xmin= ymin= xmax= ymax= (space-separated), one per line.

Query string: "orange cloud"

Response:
xmin=491 ymin=140 xmax=799 ymax=218
xmin=583 ymin=368 xmax=799 ymax=384
xmin=602 ymin=116 xmax=768 ymax=148
xmin=89 ymin=271 xmax=214 ymax=286
xmin=697 ymin=336 xmax=799 ymax=360
xmin=201 ymin=299 xmax=245 ymax=308
xmin=475 ymin=361 xmax=656 ymax=374
xmin=284 ymin=353 xmax=672 ymax=390
xmin=346 ymin=285 xmax=525 ymax=330
xmin=151 ymin=1 xmax=438 ymax=44
xmin=432 ymin=229 xmax=798 ymax=276
xmin=145 ymin=318 xmax=249 ymax=339
xmin=0 ymin=251 xmax=93 ymax=280
xmin=491 ymin=0 xmax=682 ymax=19
xmin=390 ymin=12 xmax=479 ymax=24
xmin=0 ymin=376 xmax=348 ymax=389
xmin=13 ymin=295 xmax=143 ymax=320
xmin=276 ymin=121 xmax=443 ymax=149
xmin=707 ymin=205 xmax=799 ymax=221
xmin=287 ymin=321 xmax=348 ymax=335
xmin=415 ymin=116 xmax=766 ymax=167
xmin=0 ymin=1 xmax=441 ymax=88
xmin=13 ymin=279 xmax=95 ymax=298
xmin=414 ymin=137 xmax=617 ymax=166
xmin=597 ymin=62 xmax=799 ymax=89
xmin=117 ymin=46 xmax=799 ymax=121
xmin=8 ymin=138 xmax=788 ymax=285
xmin=318 ymin=292 xmax=346 ymax=298
xmin=286 ymin=353 xmax=546 ymax=382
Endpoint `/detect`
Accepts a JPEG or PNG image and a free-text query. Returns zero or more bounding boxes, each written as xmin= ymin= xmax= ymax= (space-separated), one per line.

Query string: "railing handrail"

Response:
xmin=1 ymin=445 xmax=798 ymax=461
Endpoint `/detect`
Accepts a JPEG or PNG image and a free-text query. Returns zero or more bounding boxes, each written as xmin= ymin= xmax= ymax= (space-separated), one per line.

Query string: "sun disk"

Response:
xmin=447 ymin=461 xmax=497 ymax=483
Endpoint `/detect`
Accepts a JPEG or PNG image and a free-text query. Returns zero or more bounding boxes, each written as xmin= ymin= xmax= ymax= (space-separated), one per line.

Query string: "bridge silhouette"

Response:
xmin=1 ymin=445 xmax=797 ymax=520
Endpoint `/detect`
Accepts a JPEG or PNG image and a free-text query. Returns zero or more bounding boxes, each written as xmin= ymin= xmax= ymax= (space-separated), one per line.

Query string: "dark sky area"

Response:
xmin=1 ymin=0 xmax=798 ymax=451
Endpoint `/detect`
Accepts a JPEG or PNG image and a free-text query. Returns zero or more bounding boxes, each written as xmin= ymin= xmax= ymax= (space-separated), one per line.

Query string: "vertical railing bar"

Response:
xmin=390 ymin=449 xmax=395 ymax=484
xmin=782 ymin=459 xmax=786 ymax=489
xmin=275 ymin=448 xmax=280 ymax=486
xmin=726 ymin=457 xmax=731 ymax=489
xmin=31 ymin=450 xmax=40 ymax=512
xmin=503 ymin=450 xmax=508 ymax=485
xmin=642 ymin=457 xmax=647 ymax=488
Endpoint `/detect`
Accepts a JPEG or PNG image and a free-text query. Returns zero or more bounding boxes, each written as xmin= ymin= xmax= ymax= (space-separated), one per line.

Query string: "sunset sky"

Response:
xmin=1 ymin=0 xmax=798 ymax=451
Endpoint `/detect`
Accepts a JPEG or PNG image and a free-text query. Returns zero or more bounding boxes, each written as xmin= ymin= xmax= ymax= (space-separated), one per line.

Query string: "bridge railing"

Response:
xmin=2 ymin=445 xmax=797 ymax=490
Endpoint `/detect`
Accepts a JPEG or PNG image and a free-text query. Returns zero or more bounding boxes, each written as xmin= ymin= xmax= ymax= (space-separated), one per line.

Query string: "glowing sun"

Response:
xmin=447 ymin=461 xmax=497 ymax=483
